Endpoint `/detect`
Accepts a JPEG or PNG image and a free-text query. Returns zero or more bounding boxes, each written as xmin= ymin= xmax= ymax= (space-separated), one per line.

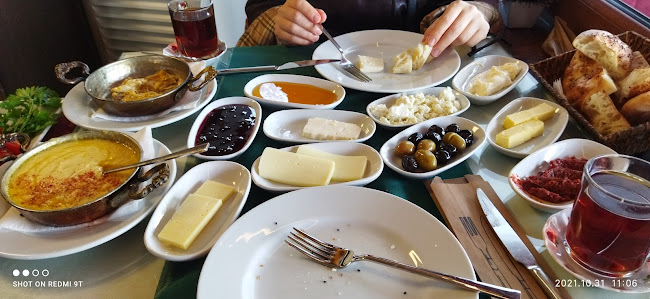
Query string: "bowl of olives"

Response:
xmin=379 ymin=116 xmax=486 ymax=179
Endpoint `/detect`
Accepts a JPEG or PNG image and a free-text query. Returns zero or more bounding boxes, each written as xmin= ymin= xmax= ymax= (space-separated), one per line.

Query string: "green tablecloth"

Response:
xmin=154 ymin=45 xmax=472 ymax=298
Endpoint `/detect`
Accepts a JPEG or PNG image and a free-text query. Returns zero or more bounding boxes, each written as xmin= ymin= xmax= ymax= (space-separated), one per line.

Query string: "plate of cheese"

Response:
xmin=486 ymin=97 xmax=568 ymax=158
xmin=144 ymin=161 xmax=251 ymax=261
xmin=263 ymin=109 xmax=376 ymax=143
xmin=251 ymin=143 xmax=383 ymax=193
xmin=452 ymin=55 xmax=528 ymax=105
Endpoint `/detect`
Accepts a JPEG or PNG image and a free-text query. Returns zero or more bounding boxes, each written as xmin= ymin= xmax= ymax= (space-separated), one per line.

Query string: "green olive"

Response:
xmin=395 ymin=141 xmax=415 ymax=157
xmin=442 ymin=132 xmax=457 ymax=144
xmin=416 ymin=139 xmax=436 ymax=152
xmin=414 ymin=149 xmax=438 ymax=171
xmin=448 ymin=133 xmax=467 ymax=151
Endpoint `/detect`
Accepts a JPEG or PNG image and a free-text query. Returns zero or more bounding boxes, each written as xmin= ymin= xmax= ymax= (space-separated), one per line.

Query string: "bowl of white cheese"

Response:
xmin=452 ymin=55 xmax=528 ymax=105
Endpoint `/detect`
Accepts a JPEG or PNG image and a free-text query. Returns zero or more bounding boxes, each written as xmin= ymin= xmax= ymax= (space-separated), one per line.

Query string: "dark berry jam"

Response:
xmin=195 ymin=104 xmax=256 ymax=156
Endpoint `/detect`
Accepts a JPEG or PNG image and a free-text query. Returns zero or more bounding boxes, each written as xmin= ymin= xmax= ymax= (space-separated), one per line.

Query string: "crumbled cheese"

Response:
xmin=368 ymin=87 xmax=461 ymax=125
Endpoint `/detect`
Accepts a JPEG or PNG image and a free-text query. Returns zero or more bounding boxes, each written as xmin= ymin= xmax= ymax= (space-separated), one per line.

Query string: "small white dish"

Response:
xmin=251 ymin=142 xmax=383 ymax=193
xmin=187 ymin=97 xmax=262 ymax=160
xmin=509 ymin=138 xmax=616 ymax=213
xmin=243 ymin=74 xmax=345 ymax=109
xmin=162 ymin=40 xmax=227 ymax=65
xmin=263 ymin=109 xmax=376 ymax=144
xmin=486 ymin=97 xmax=569 ymax=158
xmin=144 ymin=161 xmax=251 ymax=261
xmin=452 ymin=55 xmax=528 ymax=105
xmin=365 ymin=86 xmax=470 ymax=129
xmin=380 ymin=115 xmax=485 ymax=180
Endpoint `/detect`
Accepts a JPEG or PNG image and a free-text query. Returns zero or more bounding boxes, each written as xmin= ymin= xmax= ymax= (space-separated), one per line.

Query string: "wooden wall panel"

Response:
xmin=554 ymin=0 xmax=650 ymax=36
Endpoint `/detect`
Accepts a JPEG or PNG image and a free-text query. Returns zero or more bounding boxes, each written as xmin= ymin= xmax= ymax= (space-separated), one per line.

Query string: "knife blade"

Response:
xmin=216 ymin=59 xmax=340 ymax=75
xmin=476 ymin=188 xmax=564 ymax=299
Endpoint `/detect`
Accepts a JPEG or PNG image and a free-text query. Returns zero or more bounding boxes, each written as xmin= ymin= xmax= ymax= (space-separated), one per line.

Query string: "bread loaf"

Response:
xmin=562 ymin=51 xmax=617 ymax=109
xmin=614 ymin=67 xmax=650 ymax=106
xmin=621 ymin=91 xmax=650 ymax=125
xmin=580 ymin=91 xmax=631 ymax=135
xmin=573 ymin=30 xmax=632 ymax=79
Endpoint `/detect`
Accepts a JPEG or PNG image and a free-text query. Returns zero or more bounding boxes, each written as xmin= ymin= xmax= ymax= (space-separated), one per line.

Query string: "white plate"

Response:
xmin=452 ymin=55 xmax=528 ymax=105
xmin=380 ymin=116 xmax=486 ymax=180
xmin=187 ymin=97 xmax=262 ymax=160
xmin=312 ymin=30 xmax=461 ymax=93
xmin=243 ymin=74 xmax=345 ymax=109
xmin=144 ymin=161 xmax=251 ymax=261
xmin=62 ymin=79 xmax=217 ymax=132
xmin=508 ymin=138 xmax=616 ymax=213
xmin=486 ymin=97 xmax=568 ymax=158
xmin=251 ymin=142 xmax=383 ymax=193
xmin=366 ymin=87 xmax=470 ymax=129
xmin=162 ymin=39 xmax=227 ymax=65
xmin=197 ymin=185 xmax=476 ymax=299
xmin=263 ymin=109 xmax=376 ymax=143
xmin=0 ymin=139 xmax=177 ymax=260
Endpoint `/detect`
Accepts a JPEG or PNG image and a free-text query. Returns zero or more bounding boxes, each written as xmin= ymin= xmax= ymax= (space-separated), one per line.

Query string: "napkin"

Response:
xmin=90 ymin=61 xmax=208 ymax=122
xmin=542 ymin=17 xmax=577 ymax=57
xmin=0 ymin=127 xmax=154 ymax=233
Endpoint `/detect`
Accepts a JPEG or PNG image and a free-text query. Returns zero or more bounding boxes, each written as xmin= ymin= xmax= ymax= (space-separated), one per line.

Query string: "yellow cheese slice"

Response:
xmin=496 ymin=119 xmax=544 ymax=148
xmin=194 ymin=180 xmax=235 ymax=201
xmin=295 ymin=145 xmax=368 ymax=182
xmin=258 ymin=147 xmax=335 ymax=186
xmin=503 ymin=103 xmax=556 ymax=129
xmin=158 ymin=194 xmax=223 ymax=250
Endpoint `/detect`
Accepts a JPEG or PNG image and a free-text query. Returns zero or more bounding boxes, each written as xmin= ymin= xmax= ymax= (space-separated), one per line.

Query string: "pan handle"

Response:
xmin=187 ymin=66 xmax=217 ymax=91
xmin=106 ymin=163 xmax=170 ymax=208
xmin=54 ymin=61 xmax=90 ymax=85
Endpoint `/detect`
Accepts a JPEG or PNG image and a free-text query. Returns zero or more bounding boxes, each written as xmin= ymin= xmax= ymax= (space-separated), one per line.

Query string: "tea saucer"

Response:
xmin=163 ymin=40 xmax=227 ymax=64
xmin=543 ymin=209 xmax=650 ymax=293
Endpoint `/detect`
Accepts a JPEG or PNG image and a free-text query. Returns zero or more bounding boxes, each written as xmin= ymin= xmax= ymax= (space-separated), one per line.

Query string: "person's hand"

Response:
xmin=275 ymin=0 xmax=327 ymax=46
xmin=422 ymin=0 xmax=489 ymax=57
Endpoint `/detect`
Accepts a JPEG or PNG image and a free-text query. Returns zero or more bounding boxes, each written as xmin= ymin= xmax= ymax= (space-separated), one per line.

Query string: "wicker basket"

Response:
xmin=529 ymin=31 xmax=650 ymax=155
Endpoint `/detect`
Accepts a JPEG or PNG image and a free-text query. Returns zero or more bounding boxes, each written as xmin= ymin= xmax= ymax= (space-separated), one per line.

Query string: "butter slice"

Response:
xmin=258 ymin=147 xmax=335 ymax=186
xmin=194 ymin=180 xmax=235 ymax=200
xmin=468 ymin=62 xmax=521 ymax=96
xmin=496 ymin=119 xmax=544 ymax=148
xmin=296 ymin=145 xmax=367 ymax=182
xmin=356 ymin=55 xmax=384 ymax=73
xmin=302 ymin=118 xmax=362 ymax=140
xmin=158 ymin=194 xmax=223 ymax=250
xmin=503 ymin=103 xmax=556 ymax=129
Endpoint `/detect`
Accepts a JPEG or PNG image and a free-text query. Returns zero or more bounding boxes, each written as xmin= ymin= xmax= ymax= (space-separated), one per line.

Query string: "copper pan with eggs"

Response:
xmin=55 ymin=55 xmax=216 ymax=116
xmin=0 ymin=130 xmax=169 ymax=226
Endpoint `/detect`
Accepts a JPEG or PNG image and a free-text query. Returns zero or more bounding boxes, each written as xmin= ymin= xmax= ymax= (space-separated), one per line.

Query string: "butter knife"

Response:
xmin=476 ymin=188 xmax=564 ymax=299
xmin=216 ymin=59 xmax=340 ymax=75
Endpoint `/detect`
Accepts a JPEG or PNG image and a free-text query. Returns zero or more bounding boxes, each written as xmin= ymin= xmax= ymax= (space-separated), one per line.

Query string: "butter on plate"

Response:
xmin=468 ymin=62 xmax=521 ymax=96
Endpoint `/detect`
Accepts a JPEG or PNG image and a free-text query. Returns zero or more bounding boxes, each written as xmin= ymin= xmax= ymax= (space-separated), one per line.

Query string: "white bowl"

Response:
xmin=251 ymin=142 xmax=383 ymax=193
xmin=144 ymin=161 xmax=251 ymax=261
xmin=452 ymin=55 xmax=528 ymax=105
xmin=263 ymin=109 xmax=376 ymax=143
xmin=486 ymin=97 xmax=568 ymax=158
xmin=243 ymin=74 xmax=345 ymax=109
xmin=365 ymin=86 xmax=470 ymax=129
xmin=508 ymin=138 xmax=617 ymax=213
xmin=187 ymin=97 xmax=262 ymax=160
xmin=380 ymin=115 xmax=486 ymax=180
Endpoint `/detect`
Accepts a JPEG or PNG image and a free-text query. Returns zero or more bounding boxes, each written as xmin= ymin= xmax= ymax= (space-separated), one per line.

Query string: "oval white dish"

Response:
xmin=366 ymin=86 xmax=470 ymax=129
xmin=251 ymin=142 xmax=383 ymax=193
xmin=243 ymin=74 xmax=345 ymax=109
xmin=486 ymin=97 xmax=568 ymax=158
xmin=144 ymin=161 xmax=251 ymax=261
xmin=380 ymin=115 xmax=486 ymax=180
xmin=452 ymin=55 xmax=528 ymax=105
xmin=263 ymin=109 xmax=376 ymax=144
xmin=187 ymin=97 xmax=262 ymax=160
xmin=508 ymin=138 xmax=616 ymax=213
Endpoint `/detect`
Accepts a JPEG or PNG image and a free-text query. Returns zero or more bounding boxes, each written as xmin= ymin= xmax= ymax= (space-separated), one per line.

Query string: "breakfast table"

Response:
xmin=0 ymin=42 xmax=648 ymax=299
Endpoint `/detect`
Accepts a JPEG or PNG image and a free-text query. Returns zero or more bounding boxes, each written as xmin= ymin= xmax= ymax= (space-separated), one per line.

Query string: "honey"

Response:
xmin=253 ymin=82 xmax=337 ymax=105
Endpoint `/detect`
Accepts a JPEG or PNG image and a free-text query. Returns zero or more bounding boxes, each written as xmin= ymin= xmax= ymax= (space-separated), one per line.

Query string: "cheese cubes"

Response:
xmin=356 ymin=55 xmax=384 ymax=73
xmin=302 ymin=118 xmax=362 ymax=140
xmin=157 ymin=180 xmax=235 ymax=250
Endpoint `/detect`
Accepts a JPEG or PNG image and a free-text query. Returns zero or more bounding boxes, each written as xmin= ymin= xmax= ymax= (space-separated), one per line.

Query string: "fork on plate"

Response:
xmin=286 ymin=227 xmax=521 ymax=299
xmin=319 ymin=25 xmax=372 ymax=82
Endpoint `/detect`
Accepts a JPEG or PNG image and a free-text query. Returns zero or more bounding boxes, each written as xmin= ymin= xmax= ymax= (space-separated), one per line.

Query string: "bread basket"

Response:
xmin=529 ymin=31 xmax=650 ymax=155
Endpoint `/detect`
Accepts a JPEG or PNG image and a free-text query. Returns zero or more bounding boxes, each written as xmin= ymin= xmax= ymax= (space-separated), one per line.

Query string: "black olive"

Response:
xmin=446 ymin=124 xmax=461 ymax=134
xmin=424 ymin=131 xmax=443 ymax=146
xmin=435 ymin=150 xmax=451 ymax=164
xmin=458 ymin=129 xmax=472 ymax=140
xmin=465 ymin=135 xmax=474 ymax=146
xmin=440 ymin=143 xmax=458 ymax=156
xmin=428 ymin=125 xmax=445 ymax=136
xmin=407 ymin=132 xmax=423 ymax=145
xmin=401 ymin=155 xmax=419 ymax=172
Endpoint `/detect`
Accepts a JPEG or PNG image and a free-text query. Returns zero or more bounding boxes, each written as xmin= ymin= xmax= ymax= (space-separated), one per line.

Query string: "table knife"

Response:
xmin=216 ymin=59 xmax=340 ymax=75
xmin=476 ymin=188 xmax=564 ymax=299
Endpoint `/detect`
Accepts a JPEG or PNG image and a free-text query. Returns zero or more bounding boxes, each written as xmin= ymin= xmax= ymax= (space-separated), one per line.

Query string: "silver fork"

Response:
xmin=286 ymin=227 xmax=521 ymax=299
xmin=319 ymin=25 xmax=372 ymax=82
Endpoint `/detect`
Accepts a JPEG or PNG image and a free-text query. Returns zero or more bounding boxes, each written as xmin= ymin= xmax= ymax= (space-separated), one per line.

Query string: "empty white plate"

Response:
xmin=486 ymin=97 xmax=568 ymax=158
xmin=452 ymin=55 xmax=528 ymax=105
xmin=144 ymin=161 xmax=251 ymax=261
xmin=251 ymin=142 xmax=383 ymax=193
xmin=243 ymin=74 xmax=345 ymax=109
xmin=263 ymin=109 xmax=376 ymax=143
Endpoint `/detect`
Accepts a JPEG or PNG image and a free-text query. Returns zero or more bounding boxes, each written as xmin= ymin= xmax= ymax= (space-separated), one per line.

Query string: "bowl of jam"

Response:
xmin=187 ymin=97 xmax=262 ymax=160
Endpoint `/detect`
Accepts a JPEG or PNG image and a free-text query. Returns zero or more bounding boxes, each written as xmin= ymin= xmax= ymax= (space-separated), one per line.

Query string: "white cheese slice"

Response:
xmin=409 ymin=43 xmax=433 ymax=70
xmin=194 ymin=180 xmax=235 ymax=201
xmin=295 ymin=145 xmax=367 ymax=182
xmin=391 ymin=52 xmax=413 ymax=74
xmin=302 ymin=118 xmax=362 ymax=140
xmin=258 ymin=147 xmax=335 ymax=186
xmin=157 ymin=194 xmax=223 ymax=250
xmin=355 ymin=55 xmax=384 ymax=73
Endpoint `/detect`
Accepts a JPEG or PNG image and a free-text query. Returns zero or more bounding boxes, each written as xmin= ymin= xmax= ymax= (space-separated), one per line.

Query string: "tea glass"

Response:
xmin=167 ymin=0 xmax=219 ymax=59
